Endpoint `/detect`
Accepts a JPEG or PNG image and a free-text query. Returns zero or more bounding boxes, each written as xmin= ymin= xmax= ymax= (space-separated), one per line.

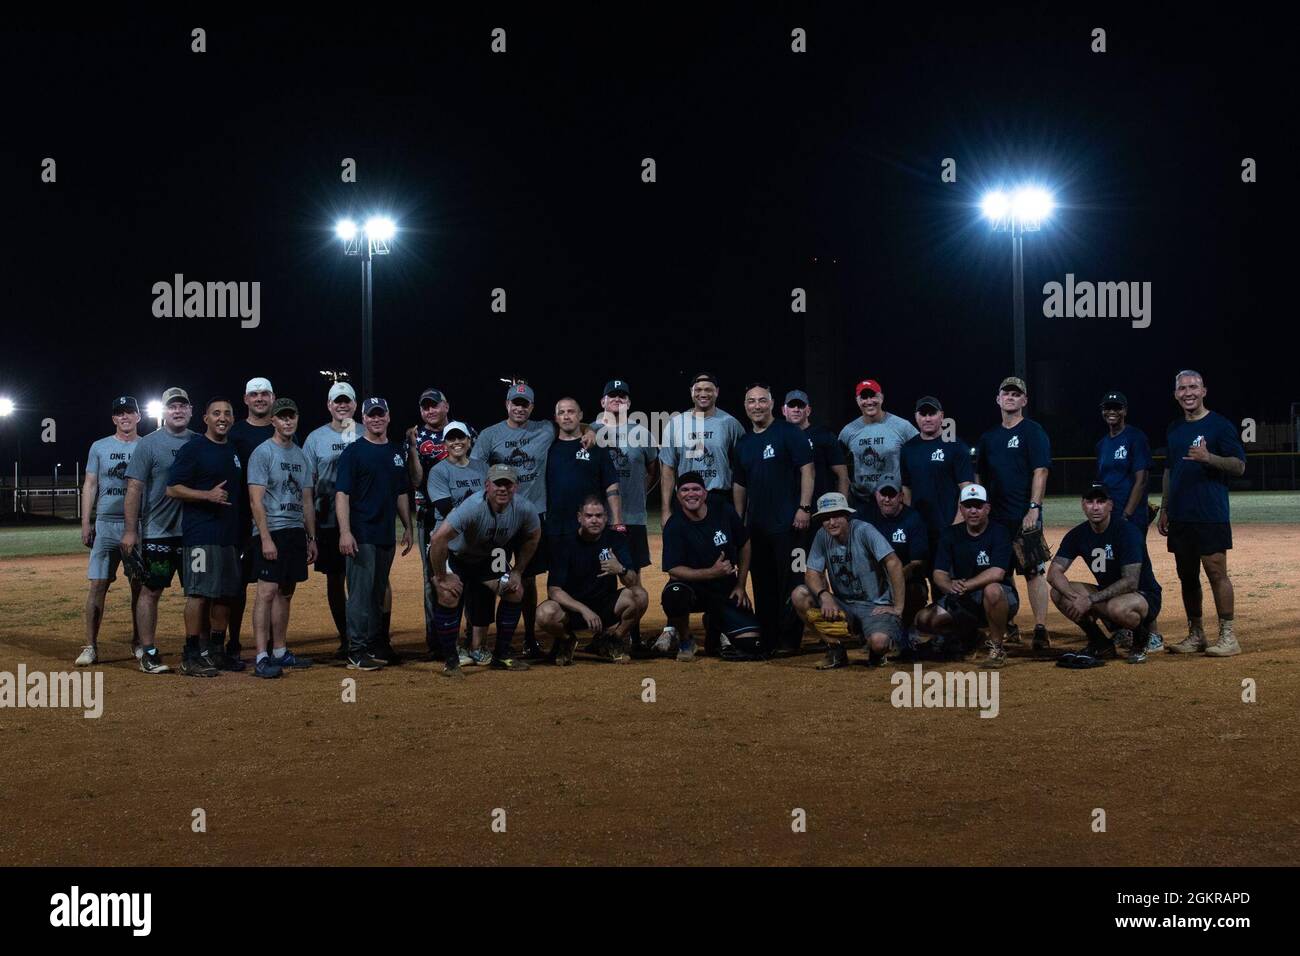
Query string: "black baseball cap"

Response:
xmin=1083 ymin=483 xmax=1111 ymax=501
xmin=420 ymin=388 xmax=446 ymax=406
xmin=1100 ymin=391 xmax=1128 ymax=408
xmin=691 ymin=373 xmax=718 ymax=387
xmin=111 ymin=396 xmax=139 ymax=413
xmin=915 ymin=395 xmax=942 ymax=413
xmin=362 ymin=397 xmax=389 ymax=416
xmin=603 ymin=379 xmax=631 ymax=397
xmin=675 ymin=471 xmax=707 ymax=490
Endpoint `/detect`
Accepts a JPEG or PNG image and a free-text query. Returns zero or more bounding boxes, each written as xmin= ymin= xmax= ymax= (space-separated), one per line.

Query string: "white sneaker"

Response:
xmin=652 ymin=626 xmax=678 ymax=656
xmin=75 ymin=645 xmax=97 ymax=666
xmin=457 ymin=647 xmax=473 ymax=666
xmin=1145 ymin=631 xmax=1164 ymax=653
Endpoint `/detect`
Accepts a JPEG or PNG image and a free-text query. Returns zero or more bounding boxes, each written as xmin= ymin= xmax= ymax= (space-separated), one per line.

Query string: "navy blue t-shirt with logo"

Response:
xmin=1057 ymin=516 xmax=1161 ymax=595
xmin=545 ymin=438 xmax=619 ymax=539
xmin=335 ymin=437 xmax=412 ymax=547
xmin=1095 ymin=426 xmax=1152 ymax=516
xmin=548 ymin=527 xmax=634 ymax=606
xmin=802 ymin=424 xmax=845 ymax=500
xmin=168 ymin=434 xmax=243 ymax=547
xmin=1165 ymin=411 xmax=1245 ymax=524
xmin=900 ymin=434 xmax=974 ymax=537
xmin=662 ymin=501 xmax=749 ymax=597
xmin=734 ymin=420 xmax=814 ymax=534
xmin=868 ymin=505 xmax=931 ymax=566
xmin=975 ymin=419 xmax=1052 ymax=523
xmin=934 ymin=521 xmax=1013 ymax=581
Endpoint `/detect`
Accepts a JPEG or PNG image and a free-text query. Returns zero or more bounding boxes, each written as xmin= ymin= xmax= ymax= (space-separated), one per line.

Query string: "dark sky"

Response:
xmin=0 ymin=8 xmax=1283 ymax=477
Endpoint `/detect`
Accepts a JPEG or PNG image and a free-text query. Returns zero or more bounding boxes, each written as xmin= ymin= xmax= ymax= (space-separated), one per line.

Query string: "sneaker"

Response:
xmin=866 ymin=649 xmax=886 ymax=667
xmin=458 ymin=647 xmax=474 ymax=667
xmin=210 ymin=644 xmax=246 ymax=672
xmin=75 ymin=645 xmax=97 ymax=666
xmin=675 ymin=637 xmax=697 ymax=662
xmin=333 ymin=641 xmax=351 ymax=662
xmin=346 ymin=653 xmax=386 ymax=671
xmin=468 ymin=648 xmax=492 ymax=665
xmin=489 ymin=655 xmax=531 ymax=671
xmin=276 ymin=650 xmax=313 ymax=669
xmin=1084 ymin=639 xmax=1117 ymax=660
xmin=1127 ymin=649 xmax=1148 ymax=664
xmin=440 ymin=661 xmax=466 ymax=680
xmin=254 ymin=657 xmax=283 ymax=679
xmin=1167 ymin=631 xmax=1207 ymax=654
xmin=816 ymin=645 xmax=848 ymax=670
xmin=139 ymin=648 xmax=170 ymax=674
xmin=1145 ymin=632 xmax=1164 ymax=653
xmin=1003 ymin=622 xmax=1023 ymax=646
xmin=652 ymin=627 xmax=679 ymax=656
xmin=981 ymin=642 xmax=1006 ymax=669
xmin=180 ymin=651 xmax=218 ymax=678
xmin=375 ymin=642 xmax=402 ymax=666
xmin=604 ymin=635 xmax=629 ymax=662
xmin=519 ymin=638 xmax=545 ymax=661
xmin=1205 ymin=631 xmax=1241 ymax=658
xmin=1032 ymin=625 xmax=1051 ymax=653
xmin=553 ymin=635 xmax=577 ymax=667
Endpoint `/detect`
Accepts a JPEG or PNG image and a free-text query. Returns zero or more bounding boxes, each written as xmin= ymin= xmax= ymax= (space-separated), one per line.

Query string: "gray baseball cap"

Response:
xmin=506 ymin=383 xmax=535 ymax=403
xmin=784 ymin=389 xmax=810 ymax=406
xmin=487 ymin=464 xmax=518 ymax=484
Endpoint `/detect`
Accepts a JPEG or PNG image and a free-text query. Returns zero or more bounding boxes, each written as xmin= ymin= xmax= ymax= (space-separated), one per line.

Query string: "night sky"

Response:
xmin=1 ymin=9 xmax=1282 ymax=479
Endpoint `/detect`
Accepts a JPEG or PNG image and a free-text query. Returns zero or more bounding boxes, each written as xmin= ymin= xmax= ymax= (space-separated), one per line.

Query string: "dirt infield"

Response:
xmin=2 ymin=523 xmax=1297 ymax=866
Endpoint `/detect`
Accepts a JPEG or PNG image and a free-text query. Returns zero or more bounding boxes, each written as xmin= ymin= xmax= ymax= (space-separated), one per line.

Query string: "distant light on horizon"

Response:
xmin=0 ymin=397 xmax=15 ymax=417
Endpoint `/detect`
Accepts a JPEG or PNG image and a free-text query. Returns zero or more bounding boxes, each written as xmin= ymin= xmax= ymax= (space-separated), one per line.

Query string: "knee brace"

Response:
xmin=661 ymin=581 xmax=694 ymax=618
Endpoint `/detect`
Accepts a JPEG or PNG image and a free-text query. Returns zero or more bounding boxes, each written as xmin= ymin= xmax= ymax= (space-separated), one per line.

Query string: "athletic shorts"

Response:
xmin=87 ymin=518 xmax=125 ymax=581
xmin=620 ymin=524 xmax=651 ymax=570
xmin=1167 ymin=520 xmax=1232 ymax=558
xmin=182 ymin=543 xmax=242 ymax=598
xmin=447 ymin=554 xmax=499 ymax=628
xmin=521 ymin=514 xmax=550 ymax=576
xmin=314 ymin=526 xmax=346 ymax=574
xmin=998 ymin=515 xmax=1046 ymax=577
xmin=839 ymin=599 xmax=905 ymax=646
xmin=1137 ymin=588 xmax=1162 ymax=627
xmin=661 ymin=581 xmax=760 ymax=638
xmin=253 ymin=528 xmax=310 ymax=585
xmin=238 ymin=535 xmax=257 ymax=585
xmin=564 ymin=591 xmax=621 ymax=634
xmin=142 ymin=537 xmax=184 ymax=591
xmin=937 ymin=585 xmax=1020 ymax=630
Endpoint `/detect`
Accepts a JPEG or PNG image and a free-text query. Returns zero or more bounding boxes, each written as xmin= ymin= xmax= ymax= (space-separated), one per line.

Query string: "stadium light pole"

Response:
xmin=981 ymin=187 xmax=1054 ymax=382
xmin=335 ymin=217 xmax=395 ymax=400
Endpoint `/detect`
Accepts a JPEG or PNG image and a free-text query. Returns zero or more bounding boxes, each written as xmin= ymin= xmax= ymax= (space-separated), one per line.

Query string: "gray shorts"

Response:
xmin=88 ymin=518 xmax=125 ymax=581
xmin=181 ymin=543 xmax=242 ymax=598
xmin=840 ymin=600 xmax=905 ymax=646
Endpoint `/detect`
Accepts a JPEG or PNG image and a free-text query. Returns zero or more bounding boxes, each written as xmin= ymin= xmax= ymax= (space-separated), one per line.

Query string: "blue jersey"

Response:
xmin=734 ymin=420 xmax=814 ymax=533
xmin=168 ymin=435 xmax=243 ymax=547
xmin=900 ymin=434 xmax=974 ymax=537
xmin=1165 ymin=412 xmax=1244 ymax=524
xmin=545 ymin=437 xmax=619 ymax=538
xmin=335 ymin=437 xmax=411 ymax=547
xmin=975 ymin=419 xmax=1051 ymax=524
xmin=868 ymin=505 xmax=930 ymax=566
xmin=934 ymin=521 xmax=1012 ymax=581
xmin=548 ymin=527 xmax=634 ymax=606
xmin=1095 ymin=426 xmax=1152 ymax=517
xmin=662 ymin=501 xmax=749 ymax=598
xmin=1056 ymin=516 xmax=1160 ymax=595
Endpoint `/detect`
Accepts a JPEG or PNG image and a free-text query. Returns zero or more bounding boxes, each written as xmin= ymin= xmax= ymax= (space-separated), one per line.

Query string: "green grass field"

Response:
xmin=3 ymin=492 xmax=1298 ymax=559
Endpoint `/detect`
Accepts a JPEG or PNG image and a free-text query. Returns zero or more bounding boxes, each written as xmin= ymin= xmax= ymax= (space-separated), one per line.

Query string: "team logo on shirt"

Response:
xmin=233 ymin=454 xmax=242 ymax=470
xmin=713 ymin=530 xmax=728 ymax=546
xmin=599 ymin=547 xmax=613 ymax=562
xmin=1006 ymin=436 xmax=1020 ymax=449
xmin=891 ymin=529 xmax=907 ymax=543
xmin=1192 ymin=435 xmax=1205 ymax=448
xmin=1105 ymin=544 xmax=1114 ymax=560
xmin=976 ymin=550 xmax=990 ymax=566
xmin=762 ymin=444 xmax=775 ymax=460
xmin=1114 ymin=446 xmax=1127 ymax=460
xmin=575 ymin=448 xmax=591 ymax=462
xmin=392 ymin=453 xmax=404 ymax=467
xmin=931 ymin=448 xmax=945 ymax=462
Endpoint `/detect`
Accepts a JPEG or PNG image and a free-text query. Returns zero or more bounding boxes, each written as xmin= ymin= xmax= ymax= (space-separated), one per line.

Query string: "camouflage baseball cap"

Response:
xmin=487 ymin=464 xmax=518 ymax=484
xmin=270 ymin=397 xmax=298 ymax=417
xmin=998 ymin=376 xmax=1027 ymax=393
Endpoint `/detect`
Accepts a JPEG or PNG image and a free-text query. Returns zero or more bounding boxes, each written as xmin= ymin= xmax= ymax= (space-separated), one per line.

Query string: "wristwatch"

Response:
xmin=799 ymin=505 xmax=813 ymax=514
xmin=1028 ymin=502 xmax=1041 ymax=510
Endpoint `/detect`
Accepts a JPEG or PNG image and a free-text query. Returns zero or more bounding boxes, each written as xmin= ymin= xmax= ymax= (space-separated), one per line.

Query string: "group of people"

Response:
xmin=72 ymin=367 xmax=1246 ymax=678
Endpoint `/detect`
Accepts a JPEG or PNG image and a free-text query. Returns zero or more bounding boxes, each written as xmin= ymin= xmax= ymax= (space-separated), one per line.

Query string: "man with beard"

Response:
xmin=658 ymin=373 xmax=745 ymax=528
xmin=838 ymin=379 xmax=919 ymax=517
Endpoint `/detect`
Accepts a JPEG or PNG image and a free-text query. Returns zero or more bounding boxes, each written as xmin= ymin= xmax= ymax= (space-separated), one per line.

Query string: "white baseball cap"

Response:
xmin=960 ymin=484 xmax=988 ymax=504
xmin=328 ymin=382 xmax=356 ymax=402
xmin=444 ymin=420 xmax=471 ymax=439
xmin=245 ymin=376 xmax=274 ymax=394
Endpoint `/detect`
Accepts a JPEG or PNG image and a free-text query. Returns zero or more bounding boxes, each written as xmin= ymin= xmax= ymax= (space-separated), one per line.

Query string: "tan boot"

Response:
xmin=1167 ymin=621 xmax=1207 ymax=654
xmin=1205 ymin=621 xmax=1241 ymax=657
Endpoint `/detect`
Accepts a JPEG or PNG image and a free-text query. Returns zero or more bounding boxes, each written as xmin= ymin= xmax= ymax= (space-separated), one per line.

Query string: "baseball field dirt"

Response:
xmin=2 ymin=523 xmax=1297 ymax=866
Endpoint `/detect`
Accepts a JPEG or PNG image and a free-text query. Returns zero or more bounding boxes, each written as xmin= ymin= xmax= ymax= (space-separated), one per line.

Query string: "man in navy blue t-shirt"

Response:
xmin=868 ymin=481 xmax=931 ymax=650
xmin=900 ymin=394 xmax=973 ymax=557
xmin=733 ymin=384 xmax=814 ymax=654
xmin=1158 ymin=370 xmax=1246 ymax=657
xmin=335 ymin=397 xmax=414 ymax=670
xmin=1048 ymin=484 xmax=1163 ymax=663
xmin=546 ymin=397 xmax=622 ymax=541
xmin=1095 ymin=390 xmax=1153 ymax=532
xmin=975 ymin=376 xmax=1052 ymax=653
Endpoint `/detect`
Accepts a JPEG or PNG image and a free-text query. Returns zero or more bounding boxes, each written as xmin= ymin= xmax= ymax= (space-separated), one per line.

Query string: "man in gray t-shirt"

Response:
xmin=657 ymin=373 xmax=745 ymax=528
xmin=470 ymin=383 xmax=557 ymax=513
xmin=76 ymin=395 xmax=144 ymax=668
xmin=248 ymin=436 xmax=311 ymax=534
xmin=595 ymin=378 xmax=659 ymax=573
xmin=838 ymin=379 xmax=919 ymax=510
xmin=792 ymin=492 xmax=906 ymax=669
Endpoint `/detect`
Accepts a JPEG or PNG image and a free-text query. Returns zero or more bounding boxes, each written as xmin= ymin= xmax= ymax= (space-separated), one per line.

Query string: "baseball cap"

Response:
xmin=111 ymin=395 xmax=139 ymax=413
xmin=998 ymin=376 xmax=1027 ymax=394
xmin=361 ymin=397 xmax=389 ymax=416
xmin=1100 ymin=390 xmax=1128 ymax=408
xmin=855 ymin=379 xmax=882 ymax=397
xmin=691 ymin=373 xmax=718 ymax=387
xmin=915 ymin=395 xmax=942 ymax=413
xmin=1083 ymin=483 xmax=1111 ymax=501
xmin=960 ymin=484 xmax=989 ymax=504
xmin=813 ymin=492 xmax=856 ymax=519
xmin=675 ymin=471 xmax=706 ymax=490
xmin=420 ymin=388 xmax=446 ymax=406
xmin=161 ymin=387 xmax=190 ymax=406
xmin=270 ymin=398 xmax=298 ymax=417
xmin=876 ymin=481 xmax=900 ymax=495
xmin=486 ymin=464 xmax=518 ymax=485
xmin=245 ymin=377 xmax=273 ymax=394
xmin=328 ymin=382 xmax=356 ymax=402
xmin=506 ymin=383 xmax=535 ymax=404
xmin=603 ymin=379 xmax=631 ymax=397
xmin=444 ymin=420 xmax=471 ymax=439
xmin=784 ymin=389 xmax=810 ymax=406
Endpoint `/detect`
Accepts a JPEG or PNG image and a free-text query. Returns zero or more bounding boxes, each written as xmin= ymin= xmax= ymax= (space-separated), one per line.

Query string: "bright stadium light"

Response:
xmin=0 ymin=397 xmax=14 ymax=417
xmin=334 ymin=213 xmax=397 ymax=399
xmin=364 ymin=216 xmax=396 ymax=241
xmin=335 ymin=218 xmax=358 ymax=241
xmin=981 ymin=190 xmax=1010 ymax=222
xmin=146 ymin=399 xmax=164 ymax=428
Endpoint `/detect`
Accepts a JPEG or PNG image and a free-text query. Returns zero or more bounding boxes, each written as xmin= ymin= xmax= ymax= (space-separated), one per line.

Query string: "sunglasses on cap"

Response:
xmin=877 ymin=488 xmax=899 ymax=498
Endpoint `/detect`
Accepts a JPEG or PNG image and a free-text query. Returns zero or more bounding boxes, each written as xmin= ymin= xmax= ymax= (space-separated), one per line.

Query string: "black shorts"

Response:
xmin=238 ymin=535 xmax=257 ymax=585
xmin=938 ymin=585 xmax=1020 ymax=630
xmin=1167 ymin=520 xmax=1232 ymax=558
xmin=447 ymin=554 xmax=499 ymax=627
xmin=520 ymin=514 xmax=550 ymax=576
xmin=620 ymin=524 xmax=651 ymax=570
xmin=1138 ymin=589 xmax=1162 ymax=627
xmin=253 ymin=528 xmax=310 ymax=585
xmin=142 ymin=537 xmax=184 ymax=591
xmin=565 ymin=590 xmax=621 ymax=633
xmin=661 ymin=581 xmax=760 ymax=638
xmin=314 ymin=526 xmax=346 ymax=575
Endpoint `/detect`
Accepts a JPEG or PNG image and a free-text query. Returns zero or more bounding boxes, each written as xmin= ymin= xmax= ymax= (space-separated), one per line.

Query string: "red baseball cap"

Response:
xmin=855 ymin=379 xmax=882 ymax=396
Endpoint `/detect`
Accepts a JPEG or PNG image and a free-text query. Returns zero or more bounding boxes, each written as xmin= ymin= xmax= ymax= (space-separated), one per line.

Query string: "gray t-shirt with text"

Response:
xmin=595 ymin=421 xmax=656 ymax=525
xmin=302 ymin=422 xmax=359 ymax=529
xmin=426 ymin=458 xmax=489 ymax=533
xmin=86 ymin=435 xmax=139 ymax=521
xmin=124 ymin=427 xmax=196 ymax=538
xmin=470 ymin=420 xmax=556 ymax=511
xmin=808 ymin=518 xmax=896 ymax=605
xmin=447 ymin=492 xmax=541 ymax=561
xmin=248 ymin=438 xmax=310 ymax=534
xmin=838 ymin=413 xmax=920 ymax=499
xmin=657 ymin=409 xmax=744 ymax=491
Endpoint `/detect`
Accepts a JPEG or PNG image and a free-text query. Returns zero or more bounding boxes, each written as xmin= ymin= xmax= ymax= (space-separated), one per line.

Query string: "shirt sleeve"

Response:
xmin=520 ymin=502 xmax=541 ymax=536
xmin=862 ymin=522 xmax=896 ymax=564
xmin=787 ymin=424 xmax=813 ymax=468
xmin=613 ymin=534 xmax=633 ymax=570
xmin=729 ymin=505 xmax=750 ymax=550
xmin=125 ymin=441 xmax=150 ymax=482
xmin=1029 ymin=423 xmax=1052 ymax=471
xmin=1132 ymin=430 xmax=1152 ymax=472
xmin=86 ymin=441 xmax=102 ymax=476
xmin=1214 ymin=416 xmax=1246 ymax=462
xmin=660 ymin=518 xmax=683 ymax=571
xmin=899 ymin=443 xmax=913 ymax=487
xmin=247 ymin=445 xmax=270 ymax=488
xmin=934 ymin=531 xmax=953 ymax=575
xmin=469 ymin=430 xmax=490 ymax=464
xmin=907 ymin=514 xmax=930 ymax=563
xmin=599 ymin=450 xmax=619 ymax=491
xmin=954 ymin=440 xmax=975 ymax=483
xmin=1055 ymin=526 xmax=1080 ymax=564
xmin=1116 ymin=521 xmax=1144 ymax=568
xmin=824 ymin=431 xmax=846 ymax=467
xmin=547 ymin=538 xmax=571 ymax=591
xmin=334 ymin=445 xmax=356 ymax=496
xmin=732 ymin=447 xmax=748 ymax=489
xmin=807 ymin=530 xmax=828 ymax=572
xmin=426 ymin=463 xmax=446 ymax=504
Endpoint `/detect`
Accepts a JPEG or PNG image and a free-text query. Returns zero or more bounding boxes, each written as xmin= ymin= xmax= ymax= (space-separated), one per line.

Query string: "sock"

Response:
xmin=209 ymin=630 xmax=226 ymax=651
xmin=1133 ymin=623 xmax=1150 ymax=647
xmin=434 ymin=605 xmax=462 ymax=665
xmin=257 ymin=651 xmax=268 ymax=663
xmin=494 ymin=601 xmax=523 ymax=659
xmin=1078 ymin=618 xmax=1109 ymax=646
xmin=273 ymin=647 xmax=286 ymax=659
xmin=185 ymin=635 xmax=200 ymax=658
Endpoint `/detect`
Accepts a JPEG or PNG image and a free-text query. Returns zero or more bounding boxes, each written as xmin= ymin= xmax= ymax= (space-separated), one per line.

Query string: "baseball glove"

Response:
xmin=120 ymin=545 xmax=148 ymax=584
xmin=806 ymin=608 xmax=851 ymax=638
xmin=1012 ymin=526 xmax=1052 ymax=571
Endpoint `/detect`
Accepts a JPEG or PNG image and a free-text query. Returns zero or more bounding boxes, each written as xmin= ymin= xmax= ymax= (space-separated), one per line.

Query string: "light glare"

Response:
xmin=364 ymin=217 xmax=396 ymax=240
xmin=335 ymin=219 xmax=358 ymax=241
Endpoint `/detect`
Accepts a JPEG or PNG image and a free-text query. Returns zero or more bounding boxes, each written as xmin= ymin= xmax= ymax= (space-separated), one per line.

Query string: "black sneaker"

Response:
xmin=375 ymin=642 xmax=402 ymax=666
xmin=346 ymin=653 xmax=386 ymax=671
xmin=333 ymin=641 xmax=351 ymax=662
xmin=1032 ymin=626 xmax=1051 ymax=653
xmin=816 ymin=646 xmax=848 ymax=670
xmin=440 ymin=661 xmax=466 ymax=680
xmin=519 ymin=638 xmax=545 ymax=661
xmin=1084 ymin=639 xmax=1117 ymax=660
xmin=866 ymin=649 xmax=886 ymax=668
xmin=139 ymin=648 xmax=171 ymax=674
xmin=490 ymin=655 xmax=531 ymax=671
xmin=180 ymin=651 xmax=218 ymax=678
